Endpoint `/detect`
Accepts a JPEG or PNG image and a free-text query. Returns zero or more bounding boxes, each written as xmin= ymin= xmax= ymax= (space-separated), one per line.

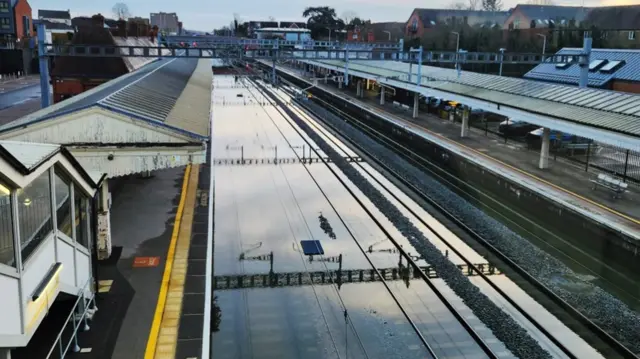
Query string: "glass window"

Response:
xmin=74 ymin=186 xmax=89 ymax=248
xmin=54 ymin=170 xmax=72 ymax=238
xmin=0 ymin=179 xmax=15 ymax=267
xmin=18 ymin=171 xmax=53 ymax=261
xmin=0 ymin=2 xmax=8 ymax=13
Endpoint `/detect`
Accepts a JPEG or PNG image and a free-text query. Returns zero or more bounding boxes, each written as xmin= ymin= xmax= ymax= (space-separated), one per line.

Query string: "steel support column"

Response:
xmin=413 ymin=93 xmax=419 ymax=119
xmin=37 ymin=22 xmax=50 ymax=109
xmin=380 ymin=86 xmax=385 ymax=105
xmin=344 ymin=48 xmax=350 ymax=86
xmin=539 ymin=127 xmax=551 ymax=169
xmin=579 ymin=34 xmax=592 ymax=88
xmin=461 ymin=107 xmax=469 ymax=138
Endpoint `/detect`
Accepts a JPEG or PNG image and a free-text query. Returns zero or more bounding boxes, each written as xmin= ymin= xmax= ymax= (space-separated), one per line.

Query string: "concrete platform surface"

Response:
xmin=9 ymin=167 xmax=188 ymax=359
xmin=283 ymin=68 xmax=640 ymax=242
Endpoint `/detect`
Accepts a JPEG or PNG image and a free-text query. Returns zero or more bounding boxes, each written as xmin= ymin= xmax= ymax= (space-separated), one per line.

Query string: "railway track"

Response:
xmin=259 ymin=69 xmax=639 ymax=359
xmin=244 ymin=76 xmax=558 ymax=359
xmin=272 ymin=85 xmax=581 ymax=357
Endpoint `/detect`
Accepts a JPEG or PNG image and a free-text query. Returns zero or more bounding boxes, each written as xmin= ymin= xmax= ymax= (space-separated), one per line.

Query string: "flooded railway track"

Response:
xmin=242 ymin=76 xmax=559 ymax=359
xmin=255 ymin=71 xmax=638 ymax=359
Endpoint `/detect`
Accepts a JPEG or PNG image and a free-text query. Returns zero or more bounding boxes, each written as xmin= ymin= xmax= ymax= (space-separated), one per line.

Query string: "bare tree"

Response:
xmin=341 ymin=10 xmax=358 ymax=25
xmin=482 ymin=0 xmax=503 ymax=11
xmin=449 ymin=0 xmax=480 ymax=10
xmin=112 ymin=2 xmax=131 ymax=20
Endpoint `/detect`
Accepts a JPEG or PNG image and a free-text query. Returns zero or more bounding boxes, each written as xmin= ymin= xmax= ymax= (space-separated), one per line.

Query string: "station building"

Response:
xmin=0 ymin=140 xmax=103 ymax=358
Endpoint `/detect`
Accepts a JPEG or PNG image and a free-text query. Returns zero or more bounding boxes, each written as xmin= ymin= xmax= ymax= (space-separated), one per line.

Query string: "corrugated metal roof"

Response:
xmin=0 ymin=57 xmax=208 ymax=139
xmin=525 ymin=48 xmax=640 ymax=87
xmin=100 ymin=58 xmax=198 ymax=123
xmin=0 ymin=140 xmax=60 ymax=170
xmin=112 ymin=37 xmax=159 ymax=72
xmin=305 ymin=59 xmax=640 ymax=137
xmin=164 ymin=59 xmax=212 ymax=136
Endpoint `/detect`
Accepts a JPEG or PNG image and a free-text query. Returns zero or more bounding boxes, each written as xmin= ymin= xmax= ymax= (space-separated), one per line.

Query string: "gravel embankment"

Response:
xmin=255 ymin=81 xmax=555 ymax=359
xmin=295 ymin=90 xmax=640 ymax=356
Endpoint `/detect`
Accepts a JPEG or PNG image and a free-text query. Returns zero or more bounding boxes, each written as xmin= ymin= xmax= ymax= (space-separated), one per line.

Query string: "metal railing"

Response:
xmin=45 ymin=278 xmax=96 ymax=359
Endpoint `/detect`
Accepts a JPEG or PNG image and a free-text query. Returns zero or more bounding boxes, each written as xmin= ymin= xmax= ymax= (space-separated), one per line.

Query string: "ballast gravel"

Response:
xmin=255 ymin=81 xmax=555 ymax=359
xmin=292 ymin=89 xmax=640 ymax=356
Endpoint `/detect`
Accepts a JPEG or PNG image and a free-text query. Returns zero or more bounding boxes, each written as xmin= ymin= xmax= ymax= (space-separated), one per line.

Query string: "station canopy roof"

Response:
xmin=300 ymin=58 xmax=640 ymax=150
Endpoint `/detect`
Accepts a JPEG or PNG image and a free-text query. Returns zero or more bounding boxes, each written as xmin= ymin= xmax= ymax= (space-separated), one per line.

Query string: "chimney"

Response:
xmin=117 ymin=19 xmax=126 ymax=37
xmin=91 ymin=13 xmax=105 ymax=27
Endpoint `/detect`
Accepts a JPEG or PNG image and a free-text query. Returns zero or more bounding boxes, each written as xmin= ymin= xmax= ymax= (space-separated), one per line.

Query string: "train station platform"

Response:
xmin=277 ymin=65 xmax=640 ymax=242
xmin=8 ymin=165 xmax=207 ymax=359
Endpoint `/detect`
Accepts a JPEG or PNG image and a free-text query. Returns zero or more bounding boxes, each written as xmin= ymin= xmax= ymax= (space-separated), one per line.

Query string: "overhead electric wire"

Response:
xmin=243 ymin=74 xmax=440 ymax=358
xmin=238 ymin=75 xmax=370 ymax=359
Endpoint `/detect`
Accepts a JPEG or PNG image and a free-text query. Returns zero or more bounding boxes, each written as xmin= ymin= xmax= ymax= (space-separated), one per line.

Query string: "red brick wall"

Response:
xmin=13 ymin=0 xmax=32 ymax=39
xmin=405 ymin=11 xmax=424 ymax=37
xmin=611 ymin=80 xmax=640 ymax=94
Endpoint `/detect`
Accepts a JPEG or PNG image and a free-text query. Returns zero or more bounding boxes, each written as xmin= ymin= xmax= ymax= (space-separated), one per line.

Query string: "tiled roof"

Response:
xmin=584 ymin=5 xmax=640 ymax=30
xmin=413 ymin=8 xmax=510 ymax=27
xmin=38 ymin=10 xmax=71 ymax=20
xmin=515 ymin=5 xmax=590 ymax=21
xmin=525 ymin=48 xmax=640 ymax=87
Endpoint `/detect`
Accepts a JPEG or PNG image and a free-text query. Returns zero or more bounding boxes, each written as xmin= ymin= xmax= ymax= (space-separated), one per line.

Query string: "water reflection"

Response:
xmin=212 ymin=76 xmax=487 ymax=359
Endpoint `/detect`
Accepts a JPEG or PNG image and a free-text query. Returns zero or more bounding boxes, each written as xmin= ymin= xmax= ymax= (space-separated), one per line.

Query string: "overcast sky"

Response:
xmin=28 ymin=0 xmax=639 ymax=31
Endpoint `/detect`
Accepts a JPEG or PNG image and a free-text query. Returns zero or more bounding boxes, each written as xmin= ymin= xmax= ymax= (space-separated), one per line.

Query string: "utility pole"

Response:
xmin=452 ymin=31 xmax=460 ymax=78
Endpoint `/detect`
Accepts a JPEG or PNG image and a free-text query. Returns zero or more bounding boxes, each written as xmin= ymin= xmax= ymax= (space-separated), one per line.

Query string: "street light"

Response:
xmin=383 ymin=30 xmax=391 ymax=41
xmin=451 ymin=31 xmax=460 ymax=77
xmin=498 ymin=48 xmax=506 ymax=76
xmin=537 ymin=33 xmax=547 ymax=59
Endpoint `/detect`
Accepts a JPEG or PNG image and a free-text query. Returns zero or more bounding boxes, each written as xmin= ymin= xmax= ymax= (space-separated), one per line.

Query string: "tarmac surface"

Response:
xmin=10 ymin=168 xmax=186 ymax=359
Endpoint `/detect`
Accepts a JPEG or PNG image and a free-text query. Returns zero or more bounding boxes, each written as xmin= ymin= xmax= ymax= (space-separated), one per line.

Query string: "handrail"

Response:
xmin=45 ymin=277 xmax=96 ymax=359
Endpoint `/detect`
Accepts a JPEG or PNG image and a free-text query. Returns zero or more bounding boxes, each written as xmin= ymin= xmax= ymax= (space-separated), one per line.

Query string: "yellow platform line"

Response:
xmin=144 ymin=164 xmax=200 ymax=359
xmin=358 ymin=95 xmax=640 ymax=227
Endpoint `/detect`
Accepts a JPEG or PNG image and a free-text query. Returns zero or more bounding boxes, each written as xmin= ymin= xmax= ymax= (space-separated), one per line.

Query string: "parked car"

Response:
xmin=498 ymin=119 xmax=539 ymax=137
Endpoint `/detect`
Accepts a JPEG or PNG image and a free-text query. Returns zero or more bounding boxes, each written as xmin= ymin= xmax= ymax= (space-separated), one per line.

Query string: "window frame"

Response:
xmin=17 ymin=169 xmax=54 ymax=265
xmin=0 ymin=178 xmax=18 ymax=275
xmin=629 ymin=31 xmax=636 ymax=40
xmin=73 ymin=184 xmax=91 ymax=250
xmin=53 ymin=167 xmax=73 ymax=241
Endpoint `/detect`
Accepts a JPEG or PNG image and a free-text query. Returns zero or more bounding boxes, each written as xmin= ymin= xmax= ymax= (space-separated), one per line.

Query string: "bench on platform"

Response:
xmin=590 ymin=173 xmax=628 ymax=199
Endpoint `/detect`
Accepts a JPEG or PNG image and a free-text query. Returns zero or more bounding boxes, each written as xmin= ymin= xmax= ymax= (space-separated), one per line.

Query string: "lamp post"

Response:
xmin=452 ymin=31 xmax=460 ymax=76
xmin=498 ymin=48 xmax=506 ymax=76
xmin=383 ymin=30 xmax=391 ymax=41
xmin=537 ymin=33 xmax=547 ymax=60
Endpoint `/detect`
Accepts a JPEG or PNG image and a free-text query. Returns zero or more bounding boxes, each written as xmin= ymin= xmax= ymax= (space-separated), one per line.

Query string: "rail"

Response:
xmin=275 ymin=68 xmax=638 ymax=358
xmin=285 ymin=83 xmax=578 ymax=358
xmin=45 ymin=277 xmax=96 ymax=359
xmin=252 ymin=78 xmax=499 ymax=359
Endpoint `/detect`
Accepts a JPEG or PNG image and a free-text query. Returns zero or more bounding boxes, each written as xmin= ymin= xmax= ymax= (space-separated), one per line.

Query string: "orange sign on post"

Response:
xmin=133 ymin=257 xmax=161 ymax=268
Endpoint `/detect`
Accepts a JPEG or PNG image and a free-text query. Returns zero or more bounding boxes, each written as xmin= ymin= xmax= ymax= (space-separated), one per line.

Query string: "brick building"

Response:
xmin=51 ymin=15 xmax=157 ymax=103
xmin=150 ymin=11 xmax=179 ymax=34
xmin=0 ymin=0 xmax=32 ymax=45
xmin=406 ymin=8 xmax=510 ymax=38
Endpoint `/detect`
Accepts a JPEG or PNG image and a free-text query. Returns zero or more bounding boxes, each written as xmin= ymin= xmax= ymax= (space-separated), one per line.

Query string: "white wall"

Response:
xmin=0 ymin=275 xmax=21 ymax=336
xmin=57 ymin=236 xmax=75 ymax=288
